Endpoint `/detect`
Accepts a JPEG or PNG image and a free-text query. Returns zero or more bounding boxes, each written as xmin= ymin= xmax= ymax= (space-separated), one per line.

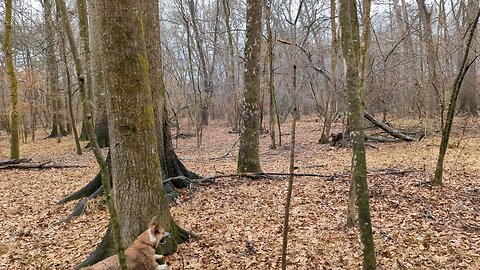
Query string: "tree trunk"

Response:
xmin=77 ymin=0 xmax=96 ymax=144
xmin=416 ymin=0 xmax=440 ymax=114
xmin=223 ymin=0 xmax=240 ymax=132
xmin=281 ymin=65 xmax=297 ymax=270
xmin=434 ymin=7 xmax=480 ymax=186
xmin=56 ymin=0 xmax=127 ymax=267
xmin=265 ymin=1 xmax=277 ymax=149
xmin=319 ymin=0 xmax=338 ymax=144
xmin=142 ymin=0 xmax=194 ymax=253
xmin=77 ymin=0 xmax=93 ymax=102
xmin=187 ymin=0 xmax=213 ymax=126
xmin=4 ymin=0 xmax=20 ymax=159
xmin=58 ymin=23 xmax=82 ymax=155
xmin=88 ymin=0 xmax=109 ymax=148
xmin=42 ymin=0 xmax=66 ymax=139
xmin=237 ymin=0 xmax=263 ymax=173
xmin=339 ymin=0 xmax=376 ymax=269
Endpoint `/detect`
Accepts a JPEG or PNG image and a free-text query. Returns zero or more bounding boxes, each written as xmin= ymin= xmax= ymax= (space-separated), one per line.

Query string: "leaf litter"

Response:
xmin=0 ymin=117 xmax=479 ymax=269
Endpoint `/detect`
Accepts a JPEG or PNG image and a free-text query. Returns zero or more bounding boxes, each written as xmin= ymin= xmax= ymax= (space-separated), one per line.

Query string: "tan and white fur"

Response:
xmin=84 ymin=218 xmax=171 ymax=270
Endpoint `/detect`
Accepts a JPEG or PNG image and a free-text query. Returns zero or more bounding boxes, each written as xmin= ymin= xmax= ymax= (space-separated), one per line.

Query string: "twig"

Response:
xmin=209 ymin=137 xmax=240 ymax=160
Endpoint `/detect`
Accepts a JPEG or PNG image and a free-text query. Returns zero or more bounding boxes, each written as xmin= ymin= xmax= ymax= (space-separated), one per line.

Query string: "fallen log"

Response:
xmin=365 ymin=135 xmax=401 ymax=143
xmin=0 ymin=161 xmax=87 ymax=170
xmin=164 ymin=168 xmax=419 ymax=184
xmin=364 ymin=111 xmax=415 ymax=141
xmin=0 ymin=158 xmax=31 ymax=166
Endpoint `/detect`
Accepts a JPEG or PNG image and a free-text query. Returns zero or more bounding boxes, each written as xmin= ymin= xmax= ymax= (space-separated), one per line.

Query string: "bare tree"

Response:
xmin=434 ymin=7 xmax=480 ymax=185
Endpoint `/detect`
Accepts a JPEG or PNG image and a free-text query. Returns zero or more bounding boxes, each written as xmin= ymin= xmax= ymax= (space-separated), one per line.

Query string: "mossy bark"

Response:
xmin=237 ymin=0 xmax=263 ymax=173
xmin=142 ymin=0 xmax=190 ymax=254
xmin=56 ymin=0 xmax=127 ymax=267
xmin=4 ymin=0 xmax=20 ymax=159
xmin=339 ymin=0 xmax=376 ymax=269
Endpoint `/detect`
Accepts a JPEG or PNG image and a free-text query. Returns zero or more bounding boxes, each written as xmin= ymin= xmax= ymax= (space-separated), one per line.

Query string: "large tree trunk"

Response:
xmin=88 ymin=0 xmax=109 ymax=148
xmin=4 ymin=0 xmax=20 ymax=159
xmin=339 ymin=0 xmax=376 ymax=269
xmin=142 ymin=0 xmax=194 ymax=253
xmin=237 ymin=0 xmax=263 ymax=173
xmin=99 ymin=0 xmax=171 ymax=250
xmin=56 ymin=0 xmax=127 ymax=267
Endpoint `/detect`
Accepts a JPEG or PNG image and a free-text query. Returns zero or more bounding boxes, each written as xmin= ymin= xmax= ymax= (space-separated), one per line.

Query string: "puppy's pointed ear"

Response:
xmin=149 ymin=216 xmax=159 ymax=230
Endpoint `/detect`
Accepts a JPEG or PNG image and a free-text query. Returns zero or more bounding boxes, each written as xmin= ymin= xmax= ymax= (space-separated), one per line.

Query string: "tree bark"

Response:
xmin=339 ymin=0 xmax=376 ymax=269
xmin=142 ymin=0 xmax=193 ymax=254
xmin=265 ymin=1 xmax=277 ymax=149
xmin=88 ymin=0 xmax=109 ymax=148
xmin=3 ymin=0 xmax=20 ymax=159
xmin=56 ymin=0 xmax=127 ymax=267
xmin=237 ymin=0 xmax=263 ymax=173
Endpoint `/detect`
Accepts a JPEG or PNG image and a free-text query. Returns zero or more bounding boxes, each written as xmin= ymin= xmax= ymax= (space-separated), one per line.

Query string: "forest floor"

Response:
xmin=0 ymin=116 xmax=479 ymax=270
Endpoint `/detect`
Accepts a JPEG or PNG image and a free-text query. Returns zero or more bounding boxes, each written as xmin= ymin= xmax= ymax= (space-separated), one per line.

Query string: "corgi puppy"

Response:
xmin=84 ymin=217 xmax=171 ymax=270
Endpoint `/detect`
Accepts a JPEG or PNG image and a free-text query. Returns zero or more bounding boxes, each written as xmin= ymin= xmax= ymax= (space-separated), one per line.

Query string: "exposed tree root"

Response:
xmin=76 ymin=226 xmax=115 ymax=269
xmin=57 ymin=172 xmax=102 ymax=205
xmin=62 ymin=186 xmax=103 ymax=223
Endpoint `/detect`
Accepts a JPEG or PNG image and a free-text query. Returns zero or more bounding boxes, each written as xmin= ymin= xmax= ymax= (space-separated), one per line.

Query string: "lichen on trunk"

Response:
xmin=237 ymin=0 xmax=263 ymax=173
